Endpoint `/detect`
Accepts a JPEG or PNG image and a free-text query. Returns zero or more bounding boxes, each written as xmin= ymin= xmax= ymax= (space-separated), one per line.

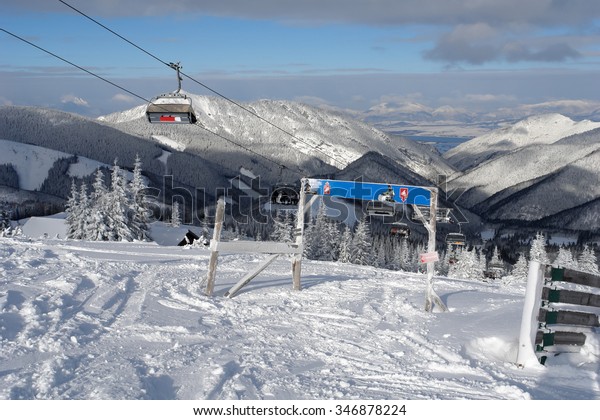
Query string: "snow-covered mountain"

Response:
xmin=444 ymin=114 xmax=600 ymax=171
xmin=0 ymin=100 xmax=453 ymax=224
xmin=3 ymin=100 xmax=600 ymax=233
xmin=445 ymin=114 xmax=600 ymax=230
xmin=361 ymin=99 xmax=600 ymax=139
xmin=99 ymin=93 xmax=453 ymax=184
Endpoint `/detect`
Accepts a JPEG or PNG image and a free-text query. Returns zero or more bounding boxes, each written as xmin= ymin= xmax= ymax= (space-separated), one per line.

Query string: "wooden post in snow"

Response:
xmin=292 ymin=179 xmax=307 ymax=291
xmin=414 ymin=188 xmax=447 ymax=312
xmin=205 ymin=197 xmax=225 ymax=296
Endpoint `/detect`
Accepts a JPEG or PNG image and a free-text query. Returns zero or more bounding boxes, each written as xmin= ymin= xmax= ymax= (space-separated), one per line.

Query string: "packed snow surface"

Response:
xmin=0 ymin=225 xmax=599 ymax=400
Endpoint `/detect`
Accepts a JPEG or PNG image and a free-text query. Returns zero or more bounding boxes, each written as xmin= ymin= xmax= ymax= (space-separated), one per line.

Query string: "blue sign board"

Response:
xmin=304 ymin=179 xmax=431 ymax=207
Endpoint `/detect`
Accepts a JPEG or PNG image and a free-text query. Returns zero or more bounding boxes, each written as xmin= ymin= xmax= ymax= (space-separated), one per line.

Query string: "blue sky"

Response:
xmin=1 ymin=1 xmax=600 ymax=119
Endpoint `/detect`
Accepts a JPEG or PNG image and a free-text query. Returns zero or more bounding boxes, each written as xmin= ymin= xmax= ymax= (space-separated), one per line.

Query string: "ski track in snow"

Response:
xmin=0 ymin=237 xmax=598 ymax=400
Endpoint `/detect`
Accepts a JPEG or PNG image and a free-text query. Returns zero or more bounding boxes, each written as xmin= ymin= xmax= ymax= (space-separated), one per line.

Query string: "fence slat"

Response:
xmin=535 ymin=331 xmax=587 ymax=347
xmin=551 ymin=267 xmax=600 ymax=289
xmin=542 ymin=287 xmax=600 ymax=308
xmin=539 ymin=308 xmax=600 ymax=327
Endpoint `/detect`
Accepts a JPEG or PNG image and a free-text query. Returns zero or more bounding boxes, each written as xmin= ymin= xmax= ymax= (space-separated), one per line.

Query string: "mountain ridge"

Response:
xmin=446 ymin=114 xmax=600 ymax=231
xmin=1 ymin=100 xmax=600 ymax=233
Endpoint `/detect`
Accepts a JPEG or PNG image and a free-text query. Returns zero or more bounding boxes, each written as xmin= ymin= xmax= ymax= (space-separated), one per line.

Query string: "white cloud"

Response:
xmin=60 ymin=94 xmax=89 ymax=107
xmin=111 ymin=93 xmax=137 ymax=103
xmin=465 ymin=94 xmax=517 ymax=103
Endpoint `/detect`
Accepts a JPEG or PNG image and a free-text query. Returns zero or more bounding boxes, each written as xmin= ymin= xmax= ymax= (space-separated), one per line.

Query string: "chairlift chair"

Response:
xmin=445 ymin=231 xmax=466 ymax=264
xmin=270 ymin=184 xmax=300 ymax=206
xmin=436 ymin=208 xmax=452 ymax=224
xmin=445 ymin=232 xmax=466 ymax=247
xmin=146 ymin=62 xmax=198 ymax=124
xmin=366 ymin=201 xmax=395 ymax=217
xmin=390 ymin=222 xmax=410 ymax=237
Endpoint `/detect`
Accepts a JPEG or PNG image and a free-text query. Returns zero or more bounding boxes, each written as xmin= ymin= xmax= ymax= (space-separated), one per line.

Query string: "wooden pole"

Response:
xmin=292 ymin=179 xmax=307 ymax=290
xmin=225 ymin=254 xmax=280 ymax=298
xmin=205 ymin=197 xmax=225 ymax=296
xmin=424 ymin=188 xmax=437 ymax=312
xmin=423 ymin=188 xmax=448 ymax=312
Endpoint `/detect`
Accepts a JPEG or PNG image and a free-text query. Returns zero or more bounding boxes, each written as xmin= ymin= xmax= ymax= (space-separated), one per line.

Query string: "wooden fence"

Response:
xmin=517 ymin=262 xmax=600 ymax=367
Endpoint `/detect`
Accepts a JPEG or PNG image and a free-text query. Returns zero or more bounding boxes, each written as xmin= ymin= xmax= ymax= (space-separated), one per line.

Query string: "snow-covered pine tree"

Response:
xmin=65 ymin=180 xmax=79 ymax=239
xmin=76 ymin=183 xmax=91 ymax=240
xmin=553 ymin=246 xmax=576 ymax=269
xmin=128 ymin=154 xmax=151 ymax=241
xmin=305 ymin=202 xmax=339 ymax=261
xmin=107 ymin=160 xmax=134 ymax=241
xmin=577 ymin=244 xmax=599 ymax=275
xmin=87 ymin=169 xmax=111 ymax=241
xmin=395 ymin=238 xmax=411 ymax=271
xmin=325 ymin=218 xmax=341 ymax=261
xmin=338 ymin=224 xmax=353 ymax=263
xmin=489 ymin=247 xmax=502 ymax=266
xmin=375 ymin=238 xmax=386 ymax=268
xmin=350 ymin=215 xmax=373 ymax=266
xmin=171 ymin=201 xmax=181 ymax=227
xmin=0 ymin=203 xmax=12 ymax=236
xmin=473 ymin=248 xmax=485 ymax=280
xmin=529 ymin=232 xmax=550 ymax=264
xmin=270 ymin=210 xmax=294 ymax=243
xmin=510 ymin=254 xmax=529 ymax=282
xmin=302 ymin=211 xmax=318 ymax=260
xmin=448 ymin=248 xmax=483 ymax=280
xmin=436 ymin=250 xmax=449 ymax=276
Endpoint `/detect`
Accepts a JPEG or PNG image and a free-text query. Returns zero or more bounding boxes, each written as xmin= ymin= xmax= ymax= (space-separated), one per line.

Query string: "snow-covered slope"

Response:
xmin=0 ymin=106 xmax=254 ymax=206
xmin=0 ymin=139 xmax=108 ymax=191
xmin=1 ymin=233 xmax=598 ymax=400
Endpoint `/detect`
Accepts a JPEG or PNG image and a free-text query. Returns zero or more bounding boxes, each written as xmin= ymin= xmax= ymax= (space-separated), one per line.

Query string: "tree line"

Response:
xmin=65 ymin=156 xmax=151 ymax=242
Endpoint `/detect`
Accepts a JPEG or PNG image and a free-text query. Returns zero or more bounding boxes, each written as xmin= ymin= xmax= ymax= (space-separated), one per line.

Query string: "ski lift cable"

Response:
xmin=0 ymin=26 xmax=301 ymax=176
xmin=57 ymin=0 xmax=349 ymax=169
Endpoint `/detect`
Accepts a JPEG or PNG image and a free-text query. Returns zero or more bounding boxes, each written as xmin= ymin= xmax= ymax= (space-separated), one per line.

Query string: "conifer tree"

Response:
xmin=65 ymin=180 xmax=80 ymax=239
xmin=375 ymin=239 xmax=387 ymax=268
xmin=338 ymin=224 xmax=353 ymax=263
xmin=0 ymin=203 xmax=12 ymax=236
xmin=396 ymin=238 xmax=411 ymax=271
xmin=171 ymin=201 xmax=182 ymax=227
xmin=107 ymin=160 xmax=134 ymax=241
xmin=448 ymin=248 xmax=483 ymax=279
xmin=77 ymin=183 xmax=91 ymax=240
xmin=129 ymin=155 xmax=151 ymax=241
xmin=436 ymin=250 xmax=449 ymax=276
xmin=529 ymin=232 xmax=550 ymax=264
xmin=511 ymin=254 xmax=529 ymax=281
xmin=304 ymin=202 xmax=339 ymax=261
xmin=87 ymin=169 xmax=111 ymax=241
xmin=577 ymin=244 xmax=599 ymax=274
xmin=302 ymin=211 xmax=318 ymax=260
xmin=553 ymin=246 xmax=576 ymax=269
xmin=270 ymin=210 xmax=293 ymax=243
xmin=350 ymin=215 xmax=372 ymax=266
